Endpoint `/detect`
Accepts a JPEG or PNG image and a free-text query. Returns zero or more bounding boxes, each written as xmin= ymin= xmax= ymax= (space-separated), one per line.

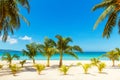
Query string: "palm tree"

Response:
xmin=92 ymin=0 xmax=120 ymax=38
xmin=37 ymin=37 xmax=57 ymax=67
xmin=102 ymin=50 xmax=119 ymax=67
xmin=22 ymin=43 xmax=38 ymax=64
xmin=10 ymin=64 xmax=21 ymax=76
xmin=59 ymin=65 xmax=71 ymax=75
xmin=77 ymin=63 xmax=91 ymax=74
xmin=97 ymin=62 xmax=106 ymax=73
xmin=34 ymin=64 xmax=45 ymax=75
xmin=19 ymin=60 xmax=26 ymax=68
xmin=55 ymin=35 xmax=83 ymax=67
xmin=91 ymin=58 xmax=101 ymax=66
xmin=2 ymin=53 xmax=19 ymax=67
xmin=0 ymin=0 xmax=30 ymax=41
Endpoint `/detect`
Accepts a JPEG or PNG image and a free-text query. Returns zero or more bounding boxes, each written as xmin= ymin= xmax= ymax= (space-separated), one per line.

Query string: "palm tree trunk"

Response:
xmin=59 ymin=52 xmax=63 ymax=67
xmin=33 ymin=58 xmax=35 ymax=64
xmin=9 ymin=61 xmax=12 ymax=68
xmin=47 ymin=56 xmax=50 ymax=67
xmin=112 ymin=60 xmax=115 ymax=67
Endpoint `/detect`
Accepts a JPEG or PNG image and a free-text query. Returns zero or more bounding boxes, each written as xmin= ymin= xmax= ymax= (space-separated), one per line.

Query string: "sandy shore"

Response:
xmin=0 ymin=60 xmax=120 ymax=80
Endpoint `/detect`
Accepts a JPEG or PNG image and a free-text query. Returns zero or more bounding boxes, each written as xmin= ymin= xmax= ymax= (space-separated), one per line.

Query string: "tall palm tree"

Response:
xmin=22 ymin=42 xmax=37 ymax=64
xmin=55 ymin=35 xmax=83 ymax=67
xmin=102 ymin=50 xmax=119 ymax=66
xmin=0 ymin=0 xmax=30 ymax=41
xmin=92 ymin=0 xmax=120 ymax=38
xmin=37 ymin=37 xmax=57 ymax=67
xmin=2 ymin=53 xmax=19 ymax=67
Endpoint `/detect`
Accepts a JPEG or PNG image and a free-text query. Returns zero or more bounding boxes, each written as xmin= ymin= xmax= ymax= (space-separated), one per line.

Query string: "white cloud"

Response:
xmin=19 ymin=35 xmax=32 ymax=41
xmin=7 ymin=36 xmax=18 ymax=44
xmin=0 ymin=36 xmax=18 ymax=44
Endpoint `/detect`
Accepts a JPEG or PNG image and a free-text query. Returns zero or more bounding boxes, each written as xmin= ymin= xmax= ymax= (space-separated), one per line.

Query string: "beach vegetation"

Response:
xmin=2 ymin=53 xmax=19 ymax=67
xmin=55 ymin=34 xmax=83 ymax=67
xmin=10 ymin=64 xmax=21 ymax=76
xmin=37 ymin=37 xmax=57 ymax=67
xmin=34 ymin=64 xmax=45 ymax=75
xmin=59 ymin=65 xmax=71 ymax=75
xmin=102 ymin=50 xmax=119 ymax=67
xmin=0 ymin=0 xmax=30 ymax=41
xmin=77 ymin=63 xmax=91 ymax=74
xmin=19 ymin=60 xmax=26 ymax=68
xmin=23 ymin=43 xmax=38 ymax=64
xmin=91 ymin=58 xmax=101 ymax=66
xmin=92 ymin=0 xmax=120 ymax=38
xmin=97 ymin=62 xmax=106 ymax=73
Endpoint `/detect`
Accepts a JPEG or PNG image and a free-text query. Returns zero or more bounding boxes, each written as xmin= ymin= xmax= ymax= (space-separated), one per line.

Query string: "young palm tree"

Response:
xmin=34 ymin=64 xmax=45 ymax=75
xmin=22 ymin=43 xmax=38 ymax=64
xmin=55 ymin=35 xmax=83 ymax=67
xmin=92 ymin=0 xmax=120 ymax=38
xmin=97 ymin=62 xmax=106 ymax=73
xmin=0 ymin=64 xmax=3 ymax=69
xmin=10 ymin=64 xmax=21 ymax=76
xmin=91 ymin=58 xmax=101 ymax=66
xmin=59 ymin=65 xmax=71 ymax=75
xmin=102 ymin=50 xmax=119 ymax=67
xmin=0 ymin=0 xmax=30 ymax=41
xmin=77 ymin=63 xmax=91 ymax=74
xmin=37 ymin=37 xmax=57 ymax=67
xmin=19 ymin=60 xmax=26 ymax=68
xmin=2 ymin=53 xmax=19 ymax=67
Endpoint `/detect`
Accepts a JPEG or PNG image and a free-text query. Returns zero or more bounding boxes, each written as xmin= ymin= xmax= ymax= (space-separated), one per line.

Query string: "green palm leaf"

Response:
xmin=92 ymin=0 xmax=114 ymax=11
xmin=103 ymin=12 xmax=117 ymax=38
xmin=93 ymin=5 xmax=115 ymax=30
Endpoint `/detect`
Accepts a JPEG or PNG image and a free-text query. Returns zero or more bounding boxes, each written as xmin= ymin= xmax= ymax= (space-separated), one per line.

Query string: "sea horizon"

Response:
xmin=0 ymin=50 xmax=108 ymax=60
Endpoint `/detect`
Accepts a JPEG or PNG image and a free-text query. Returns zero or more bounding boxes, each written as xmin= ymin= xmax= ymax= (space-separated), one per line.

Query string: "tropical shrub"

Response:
xmin=10 ymin=64 xmax=21 ymax=76
xmin=34 ymin=64 xmax=45 ymax=75
xmin=59 ymin=65 xmax=71 ymax=75
xmin=77 ymin=63 xmax=91 ymax=74
xmin=97 ymin=62 xmax=106 ymax=73
xmin=19 ymin=60 xmax=26 ymax=68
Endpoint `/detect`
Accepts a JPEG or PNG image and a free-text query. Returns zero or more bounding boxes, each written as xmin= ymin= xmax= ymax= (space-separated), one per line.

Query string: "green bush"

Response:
xmin=10 ymin=64 xmax=21 ymax=76
xmin=34 ymin=64 xmax=45 ymax=75
xmin=59 ymin=65 xmax=70 ymax=75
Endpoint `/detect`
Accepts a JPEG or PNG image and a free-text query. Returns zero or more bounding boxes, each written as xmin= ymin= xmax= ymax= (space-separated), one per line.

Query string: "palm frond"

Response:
xmin=64 ymin=51 xmax=78 ymax=59
xmin=72 ymin=45 xmax=83 ymax=52
xmin=18 ymin=13 xmax=30 ymax=26
xmin=18 ymin=0 xmax=30 ymax=13
xmin=103 ymin=11 xmax=117 ymax=38
xmin=93 ymin=5 xmax=115 ymax=30
xmin=118 ymin=18 xmax=120 ymax=34
xmin=92 ymin=0 xmax=114 ymax=11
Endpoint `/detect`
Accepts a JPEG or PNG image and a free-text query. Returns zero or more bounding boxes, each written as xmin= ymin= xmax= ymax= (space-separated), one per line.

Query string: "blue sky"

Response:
xmin=0 ymin=0 xmax=120 ymax=51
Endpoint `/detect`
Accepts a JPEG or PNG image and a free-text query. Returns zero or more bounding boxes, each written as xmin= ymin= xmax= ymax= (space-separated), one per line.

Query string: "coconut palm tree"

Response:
xmin=102 ymin=50 xmax=119 ymax=67
xmin=55 ymin=35 xmax=83 ymax=67
xmin=2 ymin=53 xmax=19 ymax=67
xmin=0 ymin=0 xmax=30 ymax=41
xmin=92 ymin=0 xmax=120 ymax=38
xmin=22 ymin=42 xmax=38 ymax=64
xmin=37 ymin=37 xmax=57 ymax=67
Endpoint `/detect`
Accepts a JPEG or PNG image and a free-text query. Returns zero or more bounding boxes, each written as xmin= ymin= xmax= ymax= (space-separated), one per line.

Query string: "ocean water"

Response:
xmin=0 ymin=51 xmax=108 ymax=60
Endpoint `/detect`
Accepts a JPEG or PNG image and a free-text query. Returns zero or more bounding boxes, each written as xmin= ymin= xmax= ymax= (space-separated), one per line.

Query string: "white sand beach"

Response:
xmin=0 ymin=60 xmax=120 ymax=80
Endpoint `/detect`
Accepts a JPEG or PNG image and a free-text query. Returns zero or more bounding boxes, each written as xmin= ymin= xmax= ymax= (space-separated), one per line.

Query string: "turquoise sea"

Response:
xmin=0 ymin=50 xmax=108 ymax=60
